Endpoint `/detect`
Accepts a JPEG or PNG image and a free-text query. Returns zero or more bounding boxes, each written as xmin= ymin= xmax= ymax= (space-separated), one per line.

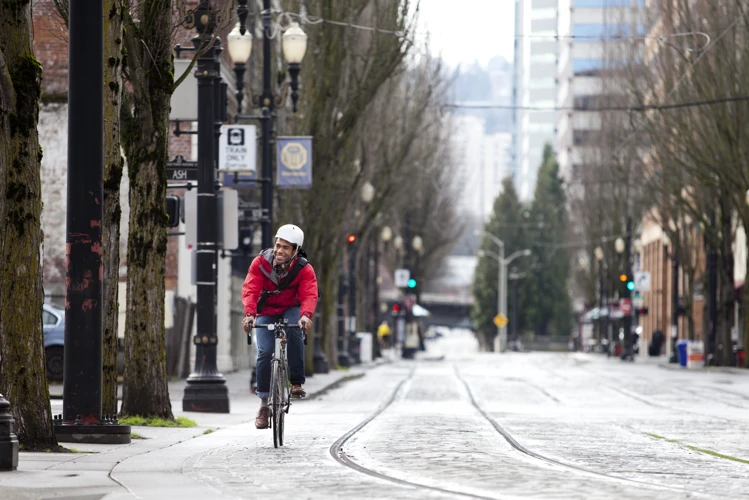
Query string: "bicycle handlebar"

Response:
xmin=247 ymin=320 xmax=308 ymax=345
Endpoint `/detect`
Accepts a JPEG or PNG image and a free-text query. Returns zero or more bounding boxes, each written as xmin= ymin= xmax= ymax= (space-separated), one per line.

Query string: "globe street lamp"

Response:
xmin=227 ymin=22 xmax=253 ymax=117
xmin=393 ymin=235 xmax=404 ymax=251
xmin=232 ymin=1 xmax=308 ymax=249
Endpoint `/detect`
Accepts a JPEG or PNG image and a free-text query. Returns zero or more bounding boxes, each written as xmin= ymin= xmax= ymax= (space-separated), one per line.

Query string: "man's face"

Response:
xmin=274 ymin=238 xmax=295 ymax=264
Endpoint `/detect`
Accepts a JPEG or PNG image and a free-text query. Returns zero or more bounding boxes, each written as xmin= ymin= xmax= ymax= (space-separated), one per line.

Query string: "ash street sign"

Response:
xmin=167 ymin=155 xmax=197 ymax=182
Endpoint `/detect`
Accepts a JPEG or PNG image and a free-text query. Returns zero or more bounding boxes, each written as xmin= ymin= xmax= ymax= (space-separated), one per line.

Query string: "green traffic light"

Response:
xmin=627 ymin=281 xmax=635 ymax=291
xmin=407 ymin=278 xmax=417 ymax=288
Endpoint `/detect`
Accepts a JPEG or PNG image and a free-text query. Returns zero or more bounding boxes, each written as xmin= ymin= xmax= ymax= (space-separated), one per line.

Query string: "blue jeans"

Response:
xmin=254 ymin=307 xmax=305 ymax=399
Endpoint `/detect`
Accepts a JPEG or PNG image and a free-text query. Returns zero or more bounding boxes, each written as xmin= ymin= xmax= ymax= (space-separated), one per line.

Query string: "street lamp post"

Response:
xmin=229 ymin=0 xmax=308 ymax=247
xmin=476 ymin=231 xmax=505 ymax=351
xmin=182 ymin=2 xmax=229 ymax=413
xmin=55 ymin=0 xmax=130 ymax=443
xmin=478 ymin=247 xmax=532 ymax=351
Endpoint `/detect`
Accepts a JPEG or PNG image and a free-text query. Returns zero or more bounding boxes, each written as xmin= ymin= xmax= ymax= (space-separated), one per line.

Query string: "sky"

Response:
xmin=416 ymin=0 xmax=516 ymax=68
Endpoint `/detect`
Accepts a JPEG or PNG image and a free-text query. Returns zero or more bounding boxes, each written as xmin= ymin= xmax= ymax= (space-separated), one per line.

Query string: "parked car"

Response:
xmin=43 ymin=303 xmax=65 ymax=381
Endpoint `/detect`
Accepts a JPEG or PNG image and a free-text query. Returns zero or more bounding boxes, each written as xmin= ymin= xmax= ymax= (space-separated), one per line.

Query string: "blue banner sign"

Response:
xmin=276 ymin=136 xmax=312 ymax=189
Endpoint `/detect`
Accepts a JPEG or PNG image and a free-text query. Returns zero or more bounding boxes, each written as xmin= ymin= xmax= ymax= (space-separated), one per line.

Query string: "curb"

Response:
xmin=657 ymin=362 xmax=749 ymax=375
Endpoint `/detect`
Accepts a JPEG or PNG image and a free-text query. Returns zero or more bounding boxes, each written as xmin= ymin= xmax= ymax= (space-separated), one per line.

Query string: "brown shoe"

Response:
xmin=255 ymin=406 xmax=270 ymax=429
xmin=291 ymin=384 xmax=306 ymax=398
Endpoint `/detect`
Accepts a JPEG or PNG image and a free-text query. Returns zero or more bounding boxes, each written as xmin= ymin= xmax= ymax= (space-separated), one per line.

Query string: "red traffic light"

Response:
xmin=347 ymin=234 xmax=357 ymax=244
xmin=392 ymin=303 xmax=400 ymax=312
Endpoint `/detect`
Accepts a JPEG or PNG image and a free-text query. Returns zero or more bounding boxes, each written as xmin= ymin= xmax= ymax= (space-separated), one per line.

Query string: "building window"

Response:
xmin=572 ymin=58 xmax=604 ymax=75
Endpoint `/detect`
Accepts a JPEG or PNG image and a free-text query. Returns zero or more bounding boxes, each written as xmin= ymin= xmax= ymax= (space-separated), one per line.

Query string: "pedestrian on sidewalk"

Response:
xmin=242 ymin=224 xmax=318 ymax=430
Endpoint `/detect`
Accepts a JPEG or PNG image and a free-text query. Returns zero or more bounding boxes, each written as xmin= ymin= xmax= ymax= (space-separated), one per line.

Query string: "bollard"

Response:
xmin=0 ymin=394 xmax=19 ymax=471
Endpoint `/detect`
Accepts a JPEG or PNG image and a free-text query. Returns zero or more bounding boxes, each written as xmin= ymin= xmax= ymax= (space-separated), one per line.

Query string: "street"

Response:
xmin=5 ymin=331 xmax=749 ymax=499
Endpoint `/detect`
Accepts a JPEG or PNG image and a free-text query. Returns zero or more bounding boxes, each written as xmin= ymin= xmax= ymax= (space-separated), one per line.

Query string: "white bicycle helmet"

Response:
xmin=275 ymin=224 xmax=304 ymax=247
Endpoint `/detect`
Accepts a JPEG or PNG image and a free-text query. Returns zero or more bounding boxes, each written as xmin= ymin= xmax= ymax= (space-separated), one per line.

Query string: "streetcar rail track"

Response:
xmin=330 ymin=368 xmax=503 ymax=500
xmin=330 ymin=363 xmax=714 ymax=500
xmin=455 ymin=365 xmax=715 ymax=498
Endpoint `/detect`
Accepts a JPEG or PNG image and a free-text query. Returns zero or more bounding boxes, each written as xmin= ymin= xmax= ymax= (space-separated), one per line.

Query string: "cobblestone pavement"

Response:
xmin=5 ymin=331 xmax=749 ymax=499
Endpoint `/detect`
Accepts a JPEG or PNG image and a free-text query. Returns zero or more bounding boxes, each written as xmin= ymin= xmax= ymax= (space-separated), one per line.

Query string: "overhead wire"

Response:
xmin=442 ymin=94 xmax=749 ymax=112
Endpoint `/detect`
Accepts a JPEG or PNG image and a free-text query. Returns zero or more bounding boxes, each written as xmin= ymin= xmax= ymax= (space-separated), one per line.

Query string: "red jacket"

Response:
xmin=242 ymin=249 xmax=318 ymax=319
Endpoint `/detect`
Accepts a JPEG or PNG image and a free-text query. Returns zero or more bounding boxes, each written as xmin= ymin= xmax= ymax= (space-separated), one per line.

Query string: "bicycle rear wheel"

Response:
xmin=277 ymin=370 xmax=285 ymax=447
xmin=271 ymin=361 xmax=282 ymax=448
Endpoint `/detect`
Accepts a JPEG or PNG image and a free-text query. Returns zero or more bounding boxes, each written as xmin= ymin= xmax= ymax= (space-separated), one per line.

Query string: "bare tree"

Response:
xmin=275 ymin=0 xmax=417 ymax=366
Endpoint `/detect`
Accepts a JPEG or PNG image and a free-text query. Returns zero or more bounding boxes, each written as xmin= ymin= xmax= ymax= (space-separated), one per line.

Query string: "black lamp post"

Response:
xmin=229 ymin=0 xmax=308 ymax=248
xmin=182 ymin=1 xmax=229 ymax=413
xmin=55 ymin=0 xmax=130 ymax=443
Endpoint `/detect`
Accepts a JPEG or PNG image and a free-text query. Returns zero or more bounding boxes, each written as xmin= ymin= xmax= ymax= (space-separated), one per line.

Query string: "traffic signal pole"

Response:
xmin=622 ymin=216 xmax=634 ymax=360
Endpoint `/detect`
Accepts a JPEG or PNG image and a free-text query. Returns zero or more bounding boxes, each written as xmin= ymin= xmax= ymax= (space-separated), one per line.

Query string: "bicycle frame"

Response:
xmin=256 ymin=320 xmax=292 ymax=448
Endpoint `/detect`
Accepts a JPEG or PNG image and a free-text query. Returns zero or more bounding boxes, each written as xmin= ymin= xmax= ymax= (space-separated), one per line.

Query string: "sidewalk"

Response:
xmin=574 ymin=351 xmax=749 ymax=375
xmin=2 ymin=358 xmax=388 ymax=500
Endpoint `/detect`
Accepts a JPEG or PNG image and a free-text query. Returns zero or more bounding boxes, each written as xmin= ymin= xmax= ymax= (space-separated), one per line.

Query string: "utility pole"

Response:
xmin=622 ymin=216 xmax=634 ymax=360
xmin=182 ymin=3 xmax=229 ymax=413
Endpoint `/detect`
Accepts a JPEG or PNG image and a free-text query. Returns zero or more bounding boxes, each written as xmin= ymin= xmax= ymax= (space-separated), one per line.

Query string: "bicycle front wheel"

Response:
xmin=271 ymin=361 xmax=282 ymax=448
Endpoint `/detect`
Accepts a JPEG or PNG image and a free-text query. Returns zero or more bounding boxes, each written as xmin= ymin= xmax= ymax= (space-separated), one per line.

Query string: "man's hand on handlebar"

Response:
xmin=298 ymin=315 xmax=311 ymax=333
xmin=243 ymin=315 xmax=255 ymax=333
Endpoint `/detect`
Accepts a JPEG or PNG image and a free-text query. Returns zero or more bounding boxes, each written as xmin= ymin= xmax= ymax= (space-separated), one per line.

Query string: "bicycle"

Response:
xmin=248 ymin=319 xmax=307 ymax=448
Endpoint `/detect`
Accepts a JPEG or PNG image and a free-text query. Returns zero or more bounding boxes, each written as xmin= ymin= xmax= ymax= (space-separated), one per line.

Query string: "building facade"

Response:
xmin=513 ymin=0 xmax=560 ymax=201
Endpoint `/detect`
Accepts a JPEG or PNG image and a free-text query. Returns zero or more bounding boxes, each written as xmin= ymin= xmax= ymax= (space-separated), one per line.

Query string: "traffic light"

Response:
xmin=166 ymin=195 xmax=180 ymax=228
xmin=407 ymin=278 xmax=417 ymax=289
xmin=391 ymin=303 xmax=401 ymax=315
xmin=347 ymin=234 xmax=357 ymax=245
xmin=619 ymin=273 xmax=635 ymax=292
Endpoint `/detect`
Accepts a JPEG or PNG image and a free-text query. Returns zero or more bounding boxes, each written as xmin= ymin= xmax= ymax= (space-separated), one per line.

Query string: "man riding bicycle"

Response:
xmin=242 ymin=224 xmax=318 ymax=430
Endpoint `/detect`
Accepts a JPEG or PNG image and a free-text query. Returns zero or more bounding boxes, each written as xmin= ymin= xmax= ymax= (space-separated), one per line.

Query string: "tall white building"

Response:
xmin=453 ymin=114 xmax=513 ymax=221
xmin=556 ymin=0 xmax=645 ymax=182
xmin=513 ymin=0 xmax=561 ymax=201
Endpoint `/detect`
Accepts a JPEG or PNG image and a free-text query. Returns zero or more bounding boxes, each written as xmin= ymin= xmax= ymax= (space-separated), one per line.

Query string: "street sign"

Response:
xmin=167 ymin=166 xmax=197 ymax=182
xmin=493 ymin=314 xmax=508 ymax=328
xmin=219 ymin=124 xmax=257 ymax=173
xmin=620 ymin=298 xmax=632 ymax=315
xmin=394 ymin=268 xmax=410 ymax=288
xmin=167 ymin=155 xmax=197 ymax=182
xmin=635 ymin=271 xmax=651 ymax=292
xmin=633 ymin=293 xmax=644 ymax=309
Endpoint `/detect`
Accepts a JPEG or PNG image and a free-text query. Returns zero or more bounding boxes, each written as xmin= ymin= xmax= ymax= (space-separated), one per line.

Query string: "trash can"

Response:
xmin=356 ymin=332 xmax=373 ymax=363
xmin=677 ymin=340 xmax=689 ymax=367
xmin=686 ymin=341 xmax=704 ymax=368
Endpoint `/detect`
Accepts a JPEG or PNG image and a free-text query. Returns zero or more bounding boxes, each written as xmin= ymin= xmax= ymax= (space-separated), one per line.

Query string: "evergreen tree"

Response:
xmin=472 ymin=177 xmax=531 ymax=350
xmin=525 ymin=145 xmax=572 ymax=337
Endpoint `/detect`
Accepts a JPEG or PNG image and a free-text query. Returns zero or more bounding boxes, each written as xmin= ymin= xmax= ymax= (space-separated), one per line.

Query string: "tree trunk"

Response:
xmin=0 ymin=0 xmax=56 ymax=447
xmin=319 ymin=259 xmax=339 ymax=367
xmin=743 ymin=227 xmax=749 ymax=368
xmin=119 ymin=4 xmax=174 ymax=418
xmin=102 ymin=0 xmax=124 ymax=417
xmin=716 ymin=201 xmax=735 ymax=366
